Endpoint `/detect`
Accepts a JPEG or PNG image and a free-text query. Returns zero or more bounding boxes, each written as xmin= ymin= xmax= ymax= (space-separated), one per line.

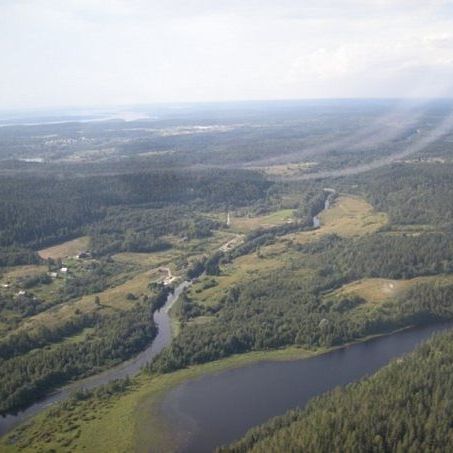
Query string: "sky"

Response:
xmin=2 ymin=0 xmax=453 ymax=109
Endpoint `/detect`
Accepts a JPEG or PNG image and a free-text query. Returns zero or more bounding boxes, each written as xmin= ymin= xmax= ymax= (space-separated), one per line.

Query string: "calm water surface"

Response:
xmin=160 ymin=322 xmax=453 ymax=453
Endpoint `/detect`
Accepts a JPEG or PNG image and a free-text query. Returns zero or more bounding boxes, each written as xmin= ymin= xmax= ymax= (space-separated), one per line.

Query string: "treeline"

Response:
xmin=308 ymin=231 xmax=453 ymax=280
xmin=222 ymin=329 xmax=453 ymax=453
xmin=88 ymin=206 xmax=221 ymax=256
xmin=0 ymin=246 xmax=41 ymax=267
xmin=352 ymin=162 xmax=453 ymax=226
xmin=0 ymin=286 xmax=171 ymax=414
xmin=149 ymin=265 xmax=453 ymax=374
xmin=0 ymin=168 xmax=271 ymax=254
xmin=0 ymin=306 xmax=153 ymax=414
xmin=0 ymin=312 xmax=98 ymax=361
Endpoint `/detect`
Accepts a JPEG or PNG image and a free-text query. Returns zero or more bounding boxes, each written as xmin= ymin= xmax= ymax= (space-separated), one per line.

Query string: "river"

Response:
xmin=160 ymin=321 xmax=453 ymax=453
xmin=312 ymin=188 xmax=335 ymax=228
xmin=0 ymin=280 xmax=191 ymax=437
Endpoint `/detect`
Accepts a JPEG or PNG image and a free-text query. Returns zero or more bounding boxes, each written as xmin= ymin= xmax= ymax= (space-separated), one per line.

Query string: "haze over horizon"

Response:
xmin=2 ymin=0 xmax=453 ymax=110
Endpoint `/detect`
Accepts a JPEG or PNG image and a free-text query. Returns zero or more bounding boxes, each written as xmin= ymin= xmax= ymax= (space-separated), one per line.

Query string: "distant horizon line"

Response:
xmin=1 ymin=96 xmax=453 ymax=117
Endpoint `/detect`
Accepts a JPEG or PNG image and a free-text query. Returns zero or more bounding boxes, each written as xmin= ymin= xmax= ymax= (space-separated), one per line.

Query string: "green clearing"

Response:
xmin=113 ymin=230 xmax=236 ymax=270
xmin=329 ymin=274 xmax=453 ymax=308
xmin=0 ymin=265 xmax=48 ymax=280
xmin=326 ymin=274 xmax=453 ymax=325
xmin=38 ymin=236 xmax=90 ymax=260
xmin=187 ymin=253 xmax=285 ymax=308
xmin=9 ymin=269 xmax=162 ymax=338
xmin=227 ymin=209 xmax=295 ymax=234
xmin=289 ymin=195 xmax=388 ymax=245
xmin=251 ymin=162 xmax=317 ymax=177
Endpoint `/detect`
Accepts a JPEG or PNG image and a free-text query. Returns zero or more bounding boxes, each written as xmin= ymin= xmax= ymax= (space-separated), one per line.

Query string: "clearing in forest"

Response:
xmin=228 ymin=209 xmax=295 ymax=233
xmin=329 ymin=274 xmax=453 ymax=307
xmin=38 ymin=236 xmax=90 ymax=260
xmin=291 ymin=195 xmax=387 ymax=244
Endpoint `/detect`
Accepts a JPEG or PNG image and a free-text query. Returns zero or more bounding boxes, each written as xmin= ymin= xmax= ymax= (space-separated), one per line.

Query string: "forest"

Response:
xmin=0 ymin=285 xmax=170 ymax=414
xmin=222 ymin=329 xmax=453 ymax=453
xmin=0 ymin=168 xmax=270 ymax=256
xmin=148 ymin=163 xmax=453 ymax=373
xmin=150 ymin=264 xmax=453 ymax=374
xmin=1 ymin=102 xmax=453 ymax=451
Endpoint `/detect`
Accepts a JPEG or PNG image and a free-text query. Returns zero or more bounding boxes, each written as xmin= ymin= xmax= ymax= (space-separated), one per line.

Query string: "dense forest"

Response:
xmin=300 ymin=230 xmax=453 ymax=280
xmin=150 ymin=263 xmax=453 ymax=373
xmin=359 ymin=163 xmax=453 ymax=226
xmin=0 ymin=168 xmax=270 ymax=255
xmin=222 ymin=329 xmax=453 ymax=453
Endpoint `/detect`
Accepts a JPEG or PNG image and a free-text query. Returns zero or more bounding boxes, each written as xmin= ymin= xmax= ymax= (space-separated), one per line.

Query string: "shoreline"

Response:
xmin=132 ymin=322 xmax=437 ymax=452
xmin=0 ymin=320 xmax=448 ymax=453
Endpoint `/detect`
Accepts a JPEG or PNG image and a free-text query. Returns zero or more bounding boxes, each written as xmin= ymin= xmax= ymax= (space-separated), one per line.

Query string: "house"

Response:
xmin=60 ymin=267 xmax=68 ymax=274
xmin=48 ymin=272 xmax=58 ymax=278
xmin=17 ymin=290 xmax=27 ymax=296
xmin=76 ymin=251 xmax=92 ymax=259
xmin=1 ymin=283 xmax=10 ymax=289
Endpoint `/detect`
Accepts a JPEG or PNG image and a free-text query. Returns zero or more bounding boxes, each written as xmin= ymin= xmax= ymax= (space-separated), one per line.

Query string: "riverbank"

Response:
xmin=0 ymin=346 xmax=321 ymax=452
xmin=3 ymin=321 xmax=448 ymax=453
xmin=0 ymin=280 xmax=189 ymax=437
xmin=134 ymin=327 xmax=416 ymax=452
xmin=134 ymin=346 xmax=322 ymax=452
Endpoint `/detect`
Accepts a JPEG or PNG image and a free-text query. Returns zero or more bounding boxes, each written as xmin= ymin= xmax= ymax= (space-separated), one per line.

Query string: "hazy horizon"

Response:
xmin=2 ymin=97 xmax=453 ymax=117
xmin=2 ymin=0 xmax=453 ymax=110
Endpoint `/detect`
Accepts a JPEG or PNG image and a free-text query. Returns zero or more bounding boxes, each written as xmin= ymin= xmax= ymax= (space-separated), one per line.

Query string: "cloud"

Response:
xmin=1 ymin=0 xmax=453 ymax=109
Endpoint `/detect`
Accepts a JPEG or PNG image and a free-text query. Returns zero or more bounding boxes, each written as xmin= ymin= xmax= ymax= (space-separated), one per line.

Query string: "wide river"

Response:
xmin=160 ymin=321 xmax=453 ymax=452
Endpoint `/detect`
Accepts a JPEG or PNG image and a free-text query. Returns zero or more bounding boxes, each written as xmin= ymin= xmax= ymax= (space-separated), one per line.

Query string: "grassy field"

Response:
xmin=187 ymin=253 xmax=286 ymax=308
xmin=38 ymin=236 xmax=90 ymax=260
xmin=9 ymin=269 xmax=161 ymax=338
xmin=227 ymin=209 xmax=295 ymax=234
xmin=251 ymin=162 xmax=317 ymax=177
xmin=0 ymin=264 xmax=48 ymax=280
xmin=289 ymin=195 xmax=387 ymax=245
xmin=184 ymin=196 xmax=383 ymax=313
xmin=330 ymin=274 xmax=453 ymax=304
xmin=113 ymin=231 xmax=236 ymax=270
xmin=330 ymin=277 xmax=414 ymax=305
xmin=113 ymin=250 xmax=182 ymax=268
xmin=326 ymin=274 xmax=453 ymax=322
xmin=2 ymin=231 xmax=238 ymax=341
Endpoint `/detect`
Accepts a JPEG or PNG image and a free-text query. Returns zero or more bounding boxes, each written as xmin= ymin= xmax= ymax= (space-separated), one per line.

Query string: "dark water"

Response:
xmin=160 ymin=322 xmax=453 ymax=453
xmin=0 ymin=281 xmax=190 ymax=437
